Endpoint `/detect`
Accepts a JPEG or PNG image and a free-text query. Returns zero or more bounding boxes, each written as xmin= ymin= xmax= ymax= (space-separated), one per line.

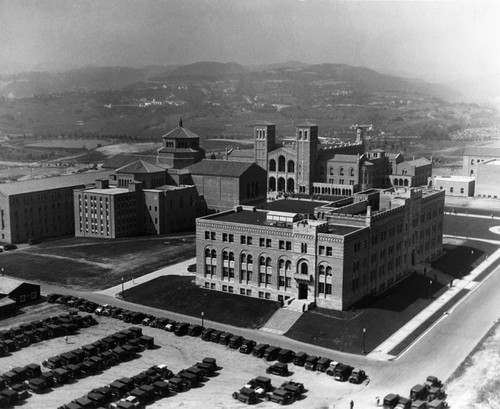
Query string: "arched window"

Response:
xmin=287 ymin=160 xmax=295 ymax=173
xmin=301 ymin=263 xmax=308 ymax=275
xmin=285 ymin=260 xmax=292 ymax=271
xmin=278 ymin=156 xmax=286 ymax=172
xmin=241 ymin=253 xmax=247 ymax=263
xmin=269 ymin=177 xmax=276 ymax=191
xmin=247 ymin=255 xmax=253 ymax=265
xmin=298 ymin=130 xmax=303 ymax=140
xmin=350 ymin=168 xmax=355 ymax=177
xmin=269 ymin=159 xmax=276 ymax=171
xmin=326 ymin=266 xmax=332 ymax=276
xmin=339 ymin=167 xmax=344 ymax=176
xmin=319 ymin=265 xmax=325 ymax=275
xmin=278 ymin=177 xmax=285 ymax=192
xmin=304 ymin=130 xmax=308 ymax=140
xmin=404 ymin=179 xmax=409 ymax=186
xmin=211 ymin=249 xmax=216 ymax=259
xmin=329 ymin=167 xmax=334 ymax=175
xmin=205 ymin=249 xmax=211 ymax=258
xmin=287 ymin=178 xmax=295 ymax=193
xmin=279 ymin=259 xmax=285 ymax=270
xmin=223 ymin=251 xmax=229 ymax=261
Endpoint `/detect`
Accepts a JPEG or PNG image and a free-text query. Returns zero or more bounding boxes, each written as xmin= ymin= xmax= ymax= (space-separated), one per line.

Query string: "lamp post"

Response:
xmin=121 ymin=277 xmax=125 ymax=301
xmin=201 ymin=311 xmax=205 ymax=329
xmin=429 ymin=279 xmax=433 ymax=301
xmin=362 ymin=327 xmax=366 ymax=354
xmin=1 ymin=268 xmax=3 ymax=276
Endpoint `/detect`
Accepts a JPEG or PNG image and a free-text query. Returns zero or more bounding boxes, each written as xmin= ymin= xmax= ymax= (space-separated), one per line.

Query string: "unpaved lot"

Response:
xmin=1 ymin=303 xmax=372 ymax=409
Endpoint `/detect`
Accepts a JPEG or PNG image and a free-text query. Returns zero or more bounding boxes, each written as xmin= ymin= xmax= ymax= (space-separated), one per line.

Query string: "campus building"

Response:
xmin=429 ymin=175 xmax=475 ymax=197
xmin=253 ymin=122 xmax=432 ymax=197
xmin=0 ymin=171 xmax=110 ymax=243
xmin=195 ymin=187 xmax=444 ymax=311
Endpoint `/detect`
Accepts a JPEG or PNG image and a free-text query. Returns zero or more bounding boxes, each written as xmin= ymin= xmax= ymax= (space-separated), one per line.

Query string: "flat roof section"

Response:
xmin=210 ymin=210 xmax=277 ymax=228
xmin=263 ymin=199 xmax=330 ymax=214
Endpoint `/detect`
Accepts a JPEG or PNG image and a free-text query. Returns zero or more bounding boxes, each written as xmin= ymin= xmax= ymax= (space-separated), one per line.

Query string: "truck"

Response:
xmin=293 ymin=351 xmax=308 ymax=366
xmin=316 ymin=357 xmax=331 ymax=372
xmin=267 ymin=388 xmax=295 ymax=405
xmin=239 ymin=339 xmax=256 ymax=354
xmin=266 ymin=362 xmax=289 ymax=377
xmin=252 ymin=343 xmax=269 ymax=358
xmin=304 ymin=355 xmax=319 ymax=371
xmin=263 ymin=346 xmax=281 ymax=361
xmin=348 ymin=369 xmax=367 ymax=384
xmin=383 ymin=393 xmax=400 ymax=409
xmin=410 ymin=384 xmax=429 ymax=401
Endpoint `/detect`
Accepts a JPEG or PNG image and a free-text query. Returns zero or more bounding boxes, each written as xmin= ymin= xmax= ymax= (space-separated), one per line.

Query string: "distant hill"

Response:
xmin=304 ymin=64 xmax=463 ymax=102
xmin=165 ymin=62 xmax=248 ymax=79
xmin=0 ymin=65 xmax=180 ymax=97
xmin=245 ymin=60 xmax=310 ymax=72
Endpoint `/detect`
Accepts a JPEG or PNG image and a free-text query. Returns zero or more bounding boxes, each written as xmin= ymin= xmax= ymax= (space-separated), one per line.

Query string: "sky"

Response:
xmin=1 ymin=0 xmax=499 ymax=82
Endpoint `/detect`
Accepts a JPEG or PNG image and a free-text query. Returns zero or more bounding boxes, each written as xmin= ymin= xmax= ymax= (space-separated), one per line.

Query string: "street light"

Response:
xmin=1 ymin=268 xmax=3 ymax=276
xmin=121 ymin=277 xmax=125 ymax=301
xmin=362 ymin=328 xmax=367 ymax=354
xmin=429 ymin=279 xmax=433 ymax=301
xmin=201 ymin=311 xmax=205 ymax=329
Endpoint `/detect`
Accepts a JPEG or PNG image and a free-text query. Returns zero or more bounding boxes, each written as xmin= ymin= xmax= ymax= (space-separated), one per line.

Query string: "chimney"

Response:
xmin=95 ymin=179 xmax=109 ymax=189
xmin=128 ymin=181 xmax=143 ymax=192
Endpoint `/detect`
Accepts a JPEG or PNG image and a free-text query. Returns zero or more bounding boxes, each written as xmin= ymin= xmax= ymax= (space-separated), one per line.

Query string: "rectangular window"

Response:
xmin=240 ymin=288 xmax=245 ymax=295
xmin=205 ymin=282 xmax=210 ymax=288
xmin=319 ymin=246 xmax=325 ymax=255
xmin=222 ymin=233 xmax=228 ymax=242
xmin=286 ymin=241 xmax=292 ymax=251
xmin=229 ymin=234 xmax=234 ymax=243
xmin=247 ymin=237 xmax=253 ymax=245
xmin=265 ymin=293 xmax=270 ymax=300
xmin=301 ymin=243 xmax=307 ymax=253
xmin=318 ymin=282 xmax=325 ymax=293
xmin=222 ymin=285 xmax=227 ymax=292
xmin=211 ymin=232 xmax=216 ymax=240
xmin=326 ymin=283 xmax=332 ymax=294
xmin=211 ymin=283 xmax=216 ymax=290
xmin=228 ymin=286 xmax=233 ymax=293
xmin=246 ymin=289 xmax=252 ymax=296
xmin=279 ymin=276 xmax=285 ymax=287
xmin=279 ymin=240 xmax=285 ymax=250
xmin=259 ymin=238 xmax=265 ymax=247
xmin=266 ymin=239 xmax=271 ymax=248
xmin=326 ymin=247 xmax=333 ymax=256
xmin=240 ymin=235 xmax=246 ymax=244
xmin=259 ymin=292 xmax=264 ymax=299
xmin=205 ymin=231 xmax=210 ymax=239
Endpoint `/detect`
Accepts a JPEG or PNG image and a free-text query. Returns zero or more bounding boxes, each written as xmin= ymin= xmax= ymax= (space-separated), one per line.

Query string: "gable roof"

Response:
xmin=116 ymin=160 xmax=165 ymax=174
xmin=405 ymin=158 xmax=431 ymax=167
xmin=161 ymin=125 xmax=199 ymax=139
xmin=186 ymin=159 xmax=258 ymax=177
xmin=0 ymin=277 xmax=31 ymax=295
xmin=0 ymin=171 xmax=111 ymax=196
xmin=296 ymin=121 xmax=318 ymax=127
xmin=102 ymin=154 xmax=158 ymax=169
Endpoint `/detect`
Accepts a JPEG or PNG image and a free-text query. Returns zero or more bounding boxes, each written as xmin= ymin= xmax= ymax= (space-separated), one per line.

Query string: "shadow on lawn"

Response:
xmin=431 ymin=244 xmax=484 ymax=279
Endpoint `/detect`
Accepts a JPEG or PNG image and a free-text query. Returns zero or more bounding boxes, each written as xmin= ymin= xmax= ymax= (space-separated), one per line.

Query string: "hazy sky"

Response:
xmin=1 ymin=0 xmax=499 ymax=82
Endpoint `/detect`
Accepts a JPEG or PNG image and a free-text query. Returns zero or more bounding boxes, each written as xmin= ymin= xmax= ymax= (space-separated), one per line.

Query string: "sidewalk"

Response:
xmin=368 ymin=247 xmax=500 ymax=360
xmin=96 ymin=257 xmax=196 ymax=297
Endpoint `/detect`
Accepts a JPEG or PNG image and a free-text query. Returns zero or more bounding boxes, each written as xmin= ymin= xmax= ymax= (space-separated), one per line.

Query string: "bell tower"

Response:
xmin=253 ymin=122 xmax=276 ymax=170
xmin=295 ymin=122 xmax=318 ymax=194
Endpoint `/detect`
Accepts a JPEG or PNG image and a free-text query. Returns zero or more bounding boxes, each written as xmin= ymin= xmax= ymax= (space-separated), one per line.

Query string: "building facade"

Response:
xmin=195 ymin=187 xmax=444 ymax=311
xmin=429 ymin=175 xmax=475 ymax=197
xmin=0 ymin=171 xmax=110 ymax=243
xmin=255 ymin=122 xmax=432 ymax=197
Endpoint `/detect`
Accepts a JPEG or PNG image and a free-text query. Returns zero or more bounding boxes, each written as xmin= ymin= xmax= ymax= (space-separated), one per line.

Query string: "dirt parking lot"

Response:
xmin=1 ymin=303 xmax=372 ymax=409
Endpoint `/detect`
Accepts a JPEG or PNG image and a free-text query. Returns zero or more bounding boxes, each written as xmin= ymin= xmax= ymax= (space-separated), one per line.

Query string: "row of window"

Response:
xmin=204 ymin=231 xmax=305 ymax=253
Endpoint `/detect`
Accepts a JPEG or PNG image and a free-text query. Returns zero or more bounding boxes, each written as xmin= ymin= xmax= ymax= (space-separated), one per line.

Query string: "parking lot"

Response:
xmin=1 ymin=301 xmax=372 ymax=409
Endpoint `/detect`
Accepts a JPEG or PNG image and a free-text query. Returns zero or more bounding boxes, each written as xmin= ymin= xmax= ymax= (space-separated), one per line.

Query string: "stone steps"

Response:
xmin=260 ymin=308 xmax=303 ymax=335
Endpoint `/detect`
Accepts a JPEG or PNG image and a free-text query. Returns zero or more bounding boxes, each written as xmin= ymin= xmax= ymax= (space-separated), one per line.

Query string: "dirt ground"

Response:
xmin=0 ymin=303 xmax=373 ymax=409
xmin=445 ymin=322 xmax=500 ymax=409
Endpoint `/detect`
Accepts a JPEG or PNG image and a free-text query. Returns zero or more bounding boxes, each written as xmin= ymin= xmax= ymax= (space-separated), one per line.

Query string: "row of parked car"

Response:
xmin=47 ymin=294 xmax=369 ymax=388
xmin=233 ymin=375 xmax=306 ymax=405
xmin=383 ymin=376 xmax=448 ymax=409
xmin=0 ymin=327 xmax=153 ymax=408
xmin=57 ymin=357 xmax=219 ymax=409
xmin=0 ymin=311 xmax=97 ymax=357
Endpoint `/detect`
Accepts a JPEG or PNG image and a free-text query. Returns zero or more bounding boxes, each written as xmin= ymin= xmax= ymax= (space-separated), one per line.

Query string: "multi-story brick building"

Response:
xmin=0 ymin=171 xmax=110 ymax=243
xmin=195 ymin=187 xmax=444 ymax=311
xmin=254 ymin=122 xmax=432 ymax=197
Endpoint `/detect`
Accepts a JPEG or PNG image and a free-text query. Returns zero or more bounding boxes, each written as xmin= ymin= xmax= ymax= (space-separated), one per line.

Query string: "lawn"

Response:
xmin=444 ymin=214 xmax=500 ymax=241
xmin=1 ymin=234 xmax=195 ymax=290
xmin=285 ymin=274 xmax=447 ymax=354
xmin=122 ymin=275 xmax=281 ymax=329
xmin=432 ymin=241 xmax=498 ymax=279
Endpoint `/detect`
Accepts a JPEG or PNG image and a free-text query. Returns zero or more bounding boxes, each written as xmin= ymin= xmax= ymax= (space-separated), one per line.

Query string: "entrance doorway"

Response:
xmin=298 ymin=283 xmax=308 ymax=300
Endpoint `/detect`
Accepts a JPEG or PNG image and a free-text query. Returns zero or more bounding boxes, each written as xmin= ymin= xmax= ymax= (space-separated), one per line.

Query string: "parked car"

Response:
xmin=383 ymin=393 xmax=400 ymax=409
xmin=218 ymin=332 xmax=233 ymax=345
xmin=267 ymin=388 xmax=295 ymax=405
xmin=410 ymin=384 xmax=429 ymax=401
xmin=395 ymin=397 xmax=412 ymax=409
xmin=232 ymin=387 xmax=258 ymax=404
xmin=187 ymin=324 xmax=203 ymax=337
xmin=201 ymin=327 xmax=215 ymax=341
xmin=266 ymin=362 xmax=289 ymax=377
xmin=239 ymin=339 xmax=256 ymax=354
xmin=174 ymin=323 xmax=190 ymax=336
xmin=315 ymin=357 xmax=331 ymax=372
xmin=304 ymin=355 xmax=319 ymax=371
xmin=280 ymin=381 xmax=304 ymax=399
xmin=333 ymin=364 xmax=354 ymax=381
xmin=228 ymin=335 xmax=244 ymax=349
xmin=278 ymin=349 xmax=295 ymax=363
xmin=263 ymin=346 xmax=281 ymax=361
xmin=245 ymin=376 xmax=272 ymax=396
xmin=252 ymin=343 xmax=269 ymax=358
xmin=348 ymin=369 xmax=367 ymax=384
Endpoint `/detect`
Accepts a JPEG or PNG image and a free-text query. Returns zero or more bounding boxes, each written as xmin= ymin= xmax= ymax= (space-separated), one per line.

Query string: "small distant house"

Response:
xmin=0 ymin=277 xmax=41 ymax=305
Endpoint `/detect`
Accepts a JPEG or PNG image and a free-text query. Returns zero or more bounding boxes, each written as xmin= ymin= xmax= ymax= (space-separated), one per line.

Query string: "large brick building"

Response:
xmin=253 ymin=123 xmax=432 ymax=197
xmin=0 ymin=171 xmax=110 ymax=243
xmin=195 ymin=187 xmax=444 ymax=311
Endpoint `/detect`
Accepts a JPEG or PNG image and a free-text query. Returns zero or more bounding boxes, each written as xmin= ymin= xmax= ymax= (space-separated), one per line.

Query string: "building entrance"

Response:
xmin=298 ymin=283 xmax=308 ymax=300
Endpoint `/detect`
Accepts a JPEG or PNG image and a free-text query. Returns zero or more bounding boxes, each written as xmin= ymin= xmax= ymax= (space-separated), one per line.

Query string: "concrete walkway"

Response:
xmin=96 ymin=257 xmax=196 ymax=297
xmin=368 ymin=246 xmax=500 ymax=361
